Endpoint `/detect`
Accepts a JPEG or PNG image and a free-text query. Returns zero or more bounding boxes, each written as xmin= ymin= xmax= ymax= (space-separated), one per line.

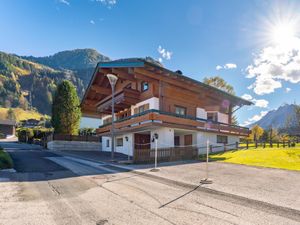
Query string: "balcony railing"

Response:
xmin=97 ymin=109 xmax=250 ymax=136
xmin=97 ymin=87 xmax=140 ymax=113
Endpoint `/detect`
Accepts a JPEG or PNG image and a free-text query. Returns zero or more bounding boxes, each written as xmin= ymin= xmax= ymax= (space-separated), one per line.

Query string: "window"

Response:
xmin=117 ymin=138 xmax=123 ymax=147
xmin=106 ymin=139 xmax=110 ymax=147
xmin=141 ymin=82 xmax=149 ymax=92
xmin=134 ymin=103 xmax=150 ymax=114
xmin=175 ymin=106 xmax=186 ymax=116
xmin=217 ymin=135 xmax=228 ymax=144
xmin=207 ymin=112 xmax=218 ymax=122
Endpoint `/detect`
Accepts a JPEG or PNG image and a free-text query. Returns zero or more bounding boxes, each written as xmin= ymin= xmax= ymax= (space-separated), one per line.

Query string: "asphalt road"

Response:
xmin=0 ymin=141 xmax=299 ymax=225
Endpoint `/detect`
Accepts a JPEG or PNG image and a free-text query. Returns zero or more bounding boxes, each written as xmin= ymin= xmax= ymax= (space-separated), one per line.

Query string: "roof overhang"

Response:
xmin=81 ymin=58 xmax=253 ymax=118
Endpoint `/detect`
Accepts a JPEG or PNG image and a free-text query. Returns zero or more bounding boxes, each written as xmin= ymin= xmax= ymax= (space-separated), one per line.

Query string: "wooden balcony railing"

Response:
xmin=97 ymin=87 xmax=140 ymax=113
xmin=133 ymin=146 xmax=198 ymax=163
xmin=97 ymin=109 xmax=250 ymax=136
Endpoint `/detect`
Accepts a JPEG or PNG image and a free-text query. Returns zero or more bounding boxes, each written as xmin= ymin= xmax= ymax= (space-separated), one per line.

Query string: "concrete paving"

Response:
xmin=53 ymin=149 xmax=300 ymax=212
xmin=0 ymin=142 xmax=299 ymax=225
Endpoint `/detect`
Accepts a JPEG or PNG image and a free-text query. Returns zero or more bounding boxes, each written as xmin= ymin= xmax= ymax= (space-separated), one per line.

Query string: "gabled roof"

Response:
xmin=80 ymin=58 xmax=253 ymax=117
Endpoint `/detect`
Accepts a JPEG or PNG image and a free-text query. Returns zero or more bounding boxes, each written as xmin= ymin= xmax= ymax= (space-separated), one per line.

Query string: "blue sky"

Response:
xmin=1 ymin=0 xmax=300 ymax=127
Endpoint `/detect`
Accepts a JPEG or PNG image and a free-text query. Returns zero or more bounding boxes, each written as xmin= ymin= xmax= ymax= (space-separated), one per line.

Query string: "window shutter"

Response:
xmin=144 ymin=103 xmax=150 ymax=110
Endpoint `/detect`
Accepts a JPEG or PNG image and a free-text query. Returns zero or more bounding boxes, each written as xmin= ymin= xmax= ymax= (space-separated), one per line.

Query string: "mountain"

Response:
xmin=249 ymin=104 xmax=298 ymax=129
xmin=23 ymin=48 xmax=109 ymax=70
xmin=0 ymin=49 xmax=110 ymax=114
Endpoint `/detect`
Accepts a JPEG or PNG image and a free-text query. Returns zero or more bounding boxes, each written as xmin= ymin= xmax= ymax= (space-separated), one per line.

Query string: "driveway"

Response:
xmin=0 ymin=141 xmax=299 ymax=225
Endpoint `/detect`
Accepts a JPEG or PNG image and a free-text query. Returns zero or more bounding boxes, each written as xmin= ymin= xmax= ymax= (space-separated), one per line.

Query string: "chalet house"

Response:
xmin=81 ymin=58 xmax=252 ymax=159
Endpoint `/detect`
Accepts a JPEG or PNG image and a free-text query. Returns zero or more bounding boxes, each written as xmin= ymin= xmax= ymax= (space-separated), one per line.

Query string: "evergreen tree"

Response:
xmin=51 ymin=80 xmax=81 ymax=135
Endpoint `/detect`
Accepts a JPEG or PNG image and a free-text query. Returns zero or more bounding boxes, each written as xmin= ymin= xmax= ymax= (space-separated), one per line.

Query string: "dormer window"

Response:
xmin=141 ymin=82 xmax=149 ymax=92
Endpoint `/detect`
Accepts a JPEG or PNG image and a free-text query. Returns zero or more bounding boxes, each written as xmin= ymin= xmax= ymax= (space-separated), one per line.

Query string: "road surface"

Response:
xmin=0 ymin=141 xmax=299 ymax=225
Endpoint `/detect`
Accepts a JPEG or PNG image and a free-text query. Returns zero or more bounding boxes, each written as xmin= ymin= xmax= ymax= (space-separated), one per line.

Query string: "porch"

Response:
xmin=132 ymin=129 xmax=198 ymax=163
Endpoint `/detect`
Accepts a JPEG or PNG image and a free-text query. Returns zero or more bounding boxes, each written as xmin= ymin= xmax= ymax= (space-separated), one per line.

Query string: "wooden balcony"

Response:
xmin=97 ymin=87 xmax=140 ymax=113
xmin=97 ymin=110 xmax=250 ymax=136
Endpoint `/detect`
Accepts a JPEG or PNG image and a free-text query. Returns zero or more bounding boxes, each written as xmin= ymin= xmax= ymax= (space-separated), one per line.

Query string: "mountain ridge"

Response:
xmin=249 ymin=103 xmax=298 ymax=129
xmin=0 ymin=49 xmax=110 ymax=114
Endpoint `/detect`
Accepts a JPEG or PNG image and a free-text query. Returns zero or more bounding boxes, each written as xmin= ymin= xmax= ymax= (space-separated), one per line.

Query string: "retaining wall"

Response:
xmin=47 ymin=141 xmax=102 ymax=151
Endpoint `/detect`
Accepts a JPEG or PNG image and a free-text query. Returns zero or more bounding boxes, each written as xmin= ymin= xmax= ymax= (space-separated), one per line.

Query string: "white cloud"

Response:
xmin=216 ymin=65 xmax=223 ymax=70
xmin=286 ymin=87 xmax=291 ymax=93
xmin=157 ymin=46 xmax=172 ymax=62
xmin=224 ymin=63 xmax=237 ymax=69
xmin=241 ymin=94 xmax=253 ymax=101
xmin=90 ymin=20 xmax=95 ymax=25
xmin=59 ymin=0 xmax=70 ymax=5
xmin=241 ymin=111 xmax=268 ymax=126
xmin=216 ymin=63 xmax=237 ymax=70
xmin=241 ymin=94 xmax=269 ymax=108
xmin=96 ymin=0 xmax=117 ymax=8
xmin=246 ymin=37 xmax=300 ymax=95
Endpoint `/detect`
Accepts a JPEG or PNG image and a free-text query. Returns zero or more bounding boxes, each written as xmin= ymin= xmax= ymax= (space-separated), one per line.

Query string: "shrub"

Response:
xmin=0 ymin=147 xmax=13 ymax=169
xmin=17 ymin=128 xmax=34 ymax=143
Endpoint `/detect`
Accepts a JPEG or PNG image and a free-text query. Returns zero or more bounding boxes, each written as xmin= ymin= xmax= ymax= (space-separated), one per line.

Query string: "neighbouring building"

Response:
xmin=81 ymin=58 xmax=252 ymax=160
xmin=19 ymin=119 xmax=41 ymax=128
xmin=0 ymin=119 xmax=16 ymax=138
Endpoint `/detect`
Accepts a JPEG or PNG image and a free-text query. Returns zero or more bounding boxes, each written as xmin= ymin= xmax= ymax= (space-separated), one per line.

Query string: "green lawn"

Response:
xmin=202 ymin=147 xmax=300 ymax=171
xmin=0 ymin=147 xmax=13 ymax=170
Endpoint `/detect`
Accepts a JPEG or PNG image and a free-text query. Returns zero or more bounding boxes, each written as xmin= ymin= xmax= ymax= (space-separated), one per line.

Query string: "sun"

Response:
xmin=271 ymin=22 xmax=296 ymax=46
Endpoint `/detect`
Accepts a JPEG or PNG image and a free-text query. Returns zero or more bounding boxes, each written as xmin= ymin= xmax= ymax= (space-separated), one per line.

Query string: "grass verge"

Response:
xmin=0 ymin=147 xmax=13 ymax=169
xmin=200 ymin=147 xmax=300 ymax=171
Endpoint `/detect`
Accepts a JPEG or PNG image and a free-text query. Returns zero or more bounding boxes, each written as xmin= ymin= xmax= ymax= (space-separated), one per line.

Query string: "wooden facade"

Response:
xmin=81 ymin=58 xmax=252 ymax=137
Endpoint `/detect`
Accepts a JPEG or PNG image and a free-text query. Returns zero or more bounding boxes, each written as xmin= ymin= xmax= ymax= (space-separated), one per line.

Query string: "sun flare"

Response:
xmin=271 ymin=22 xmax=296 ymax=46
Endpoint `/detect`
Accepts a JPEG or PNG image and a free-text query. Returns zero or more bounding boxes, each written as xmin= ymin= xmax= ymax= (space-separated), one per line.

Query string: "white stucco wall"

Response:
xmin=217 ymin=112 xmax=229 ymax=124
xmin=102 ymin=134 xmax=134 ymax=156
xmin=196 ymin=108 xmax=207 ymax=120
xmin=131 ymin=97 xmax=159 ymax=115
xmin=196 ymin=132 xmax=239 ymax=154
xmin=150 ymin=127 xmax=174 ymax=149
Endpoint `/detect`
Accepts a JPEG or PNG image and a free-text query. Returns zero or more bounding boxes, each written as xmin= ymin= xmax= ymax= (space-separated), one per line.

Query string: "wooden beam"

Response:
xmin=90 ymin=85 xmax=111 ymax=95
xmin=84 ymin=99 xmax=98 ymax=106
xmin=134 ymin=72 xmax=158 ymax=83
xmin=112 ymin=68 xmax=135 ymax=81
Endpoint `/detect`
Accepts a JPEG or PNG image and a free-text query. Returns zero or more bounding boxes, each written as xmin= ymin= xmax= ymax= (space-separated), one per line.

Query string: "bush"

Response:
xmin=17 ymin=128 xmax=34 ymax=143
xmin=291 ymin=142 xmax=296 ymax=147
xmin=0 ymin=147 xmax=13 ymax=169
xmin=16 ymin=127 xmax=53 ymax=143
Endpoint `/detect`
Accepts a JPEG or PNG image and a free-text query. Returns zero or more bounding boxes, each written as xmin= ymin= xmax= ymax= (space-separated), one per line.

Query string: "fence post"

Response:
xmin=255 ymin=141 xmax=258 ymax=148
xmin=277 ymin=142 xmax=279 ymax=148
xmin=288 ymin=140 xmax=291 ymax=148
xmin=263 ymin=142 xmax=266 ymax=148
xmin=246 ymin=140 xmax=249 ymax=149
xmin=236 ymin=142 xmax=239 ymax=150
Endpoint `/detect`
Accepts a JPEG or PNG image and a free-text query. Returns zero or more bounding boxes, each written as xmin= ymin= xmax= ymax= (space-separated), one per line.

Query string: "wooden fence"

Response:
xmin=133 ymin=146 xmax=198 ymax=164
xmin=239 ymin=140 xmax=297 ymax=149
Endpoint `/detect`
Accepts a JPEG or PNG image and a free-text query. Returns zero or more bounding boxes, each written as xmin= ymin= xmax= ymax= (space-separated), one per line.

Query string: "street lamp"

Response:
xmin=107 ymin=73 xmax=118 ymax=161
